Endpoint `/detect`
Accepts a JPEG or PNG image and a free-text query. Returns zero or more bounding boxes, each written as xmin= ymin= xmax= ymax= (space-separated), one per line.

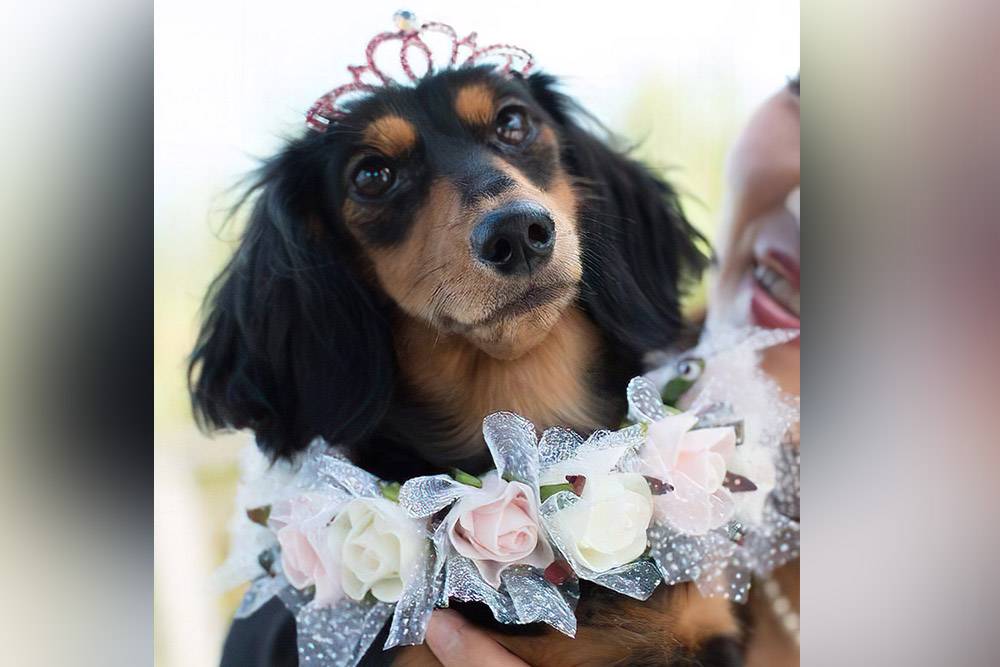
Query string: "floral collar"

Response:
xmin=216 ymin=327 xmax=799 ymax=667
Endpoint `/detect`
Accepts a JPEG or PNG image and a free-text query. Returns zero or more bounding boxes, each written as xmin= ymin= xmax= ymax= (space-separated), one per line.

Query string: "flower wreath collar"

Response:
xmin=216 ymin=327 xmax=799 ymax=666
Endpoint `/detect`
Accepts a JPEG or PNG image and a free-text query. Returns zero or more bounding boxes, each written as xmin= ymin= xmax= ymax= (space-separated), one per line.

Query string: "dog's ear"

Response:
xmin=188 ymin=137 xmax=394 ymax=460
xmin=528 ymin=73 xmax=710 ymax=354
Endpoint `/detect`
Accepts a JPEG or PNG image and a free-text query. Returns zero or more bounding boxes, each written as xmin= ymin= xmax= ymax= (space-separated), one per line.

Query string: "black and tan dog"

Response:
xmin=191 ymin=66 xmax=744 ymax=666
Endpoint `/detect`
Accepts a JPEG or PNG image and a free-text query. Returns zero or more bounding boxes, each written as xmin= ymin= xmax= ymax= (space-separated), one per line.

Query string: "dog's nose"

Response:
xmin=471 ymin=202 xmax=555 ymax=276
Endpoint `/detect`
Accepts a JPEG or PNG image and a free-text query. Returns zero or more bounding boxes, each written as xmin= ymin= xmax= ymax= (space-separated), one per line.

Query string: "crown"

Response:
xmin=305 ymin=10 xmax=535 ymax=132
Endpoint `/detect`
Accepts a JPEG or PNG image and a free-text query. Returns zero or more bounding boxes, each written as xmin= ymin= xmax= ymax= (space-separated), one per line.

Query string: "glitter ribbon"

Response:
xmin=295 ymin=598 xmax=394 ymax=667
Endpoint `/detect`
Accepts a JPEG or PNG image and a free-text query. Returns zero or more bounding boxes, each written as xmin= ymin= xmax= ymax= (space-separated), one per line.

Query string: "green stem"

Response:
xmin=381 ymin=481 xmax=401 ymax=503
xmin=450 ymin=468 xmax=483 ymax=488
xmin=539 ymin=483 xmax=573 ymax=502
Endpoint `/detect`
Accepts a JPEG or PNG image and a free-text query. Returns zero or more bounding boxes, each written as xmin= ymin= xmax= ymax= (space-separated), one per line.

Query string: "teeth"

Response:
xmin=753 ymin=264 xmax=800 ymax=316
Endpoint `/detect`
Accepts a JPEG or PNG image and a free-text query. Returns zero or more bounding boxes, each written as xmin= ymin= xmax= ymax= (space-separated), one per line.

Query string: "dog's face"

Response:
xmin=190 ymin=68 xmax=710 ymax=460
xmin=335 ymin=69 xmax=582 ymax=358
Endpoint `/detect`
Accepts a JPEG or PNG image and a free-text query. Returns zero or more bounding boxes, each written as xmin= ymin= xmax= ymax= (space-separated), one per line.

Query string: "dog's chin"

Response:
xmin=451 ymin=285 xmax=578 ymax=360
xmin=467 ymin=305 xmax=567 ymax=359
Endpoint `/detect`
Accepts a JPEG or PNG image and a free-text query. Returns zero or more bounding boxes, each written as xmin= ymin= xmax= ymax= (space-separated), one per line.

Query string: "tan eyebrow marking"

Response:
xmin=454 ymin=84 xmax=495 ymax=126
xmin=538 ymin=124 xmax=557 ymax=145
xmin=362 ymin=115 xmax=418 ymax=158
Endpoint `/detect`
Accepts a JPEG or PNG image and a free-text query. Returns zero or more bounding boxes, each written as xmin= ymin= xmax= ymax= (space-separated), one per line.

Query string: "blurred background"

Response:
xmin=154 ymin=1 xmax=799 ymax=664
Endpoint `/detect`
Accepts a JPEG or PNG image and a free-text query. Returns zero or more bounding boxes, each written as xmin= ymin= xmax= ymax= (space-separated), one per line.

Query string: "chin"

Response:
xmin=462 ymin=287 xmax=579 ymax=359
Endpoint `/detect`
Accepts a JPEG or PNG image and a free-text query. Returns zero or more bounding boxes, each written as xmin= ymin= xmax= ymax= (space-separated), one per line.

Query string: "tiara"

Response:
xmin=305 ymin=10 xmax=535 ymax=132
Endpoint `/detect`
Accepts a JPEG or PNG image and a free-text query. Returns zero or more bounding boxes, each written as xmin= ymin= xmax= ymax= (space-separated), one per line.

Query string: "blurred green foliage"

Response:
xmin=621 ymin=70 xmax=742 ymax=317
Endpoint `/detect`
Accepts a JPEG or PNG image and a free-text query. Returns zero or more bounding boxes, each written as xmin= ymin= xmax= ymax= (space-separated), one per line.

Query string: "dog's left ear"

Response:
xmin=528 ymin=74 xmax=710 ymax=355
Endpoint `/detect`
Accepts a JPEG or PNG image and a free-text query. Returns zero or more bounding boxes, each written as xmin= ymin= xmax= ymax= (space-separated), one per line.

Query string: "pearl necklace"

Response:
xmin=761 ymin=436 xmax=800 ymax=647
xmin=761 ymin=576 xmax=799 ymax=646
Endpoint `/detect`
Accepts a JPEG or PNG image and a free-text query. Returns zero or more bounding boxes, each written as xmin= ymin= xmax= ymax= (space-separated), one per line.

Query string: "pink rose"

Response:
xmin=268 ymin=493 xmax=344 ymax=606
xmin=639 ymin=413 xmax=738 ymax=535
xmin=446 ymin=472 xmax=554 ymax=586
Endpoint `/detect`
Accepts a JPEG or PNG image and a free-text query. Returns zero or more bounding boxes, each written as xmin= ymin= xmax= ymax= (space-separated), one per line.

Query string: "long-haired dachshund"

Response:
xmin=191 ymin=66 xmax=745 ymax=666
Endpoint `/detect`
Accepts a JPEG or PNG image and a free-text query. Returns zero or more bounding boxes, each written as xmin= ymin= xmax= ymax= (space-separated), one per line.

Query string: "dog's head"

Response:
xmin=190 ymin=67 xmax=707 ymax=459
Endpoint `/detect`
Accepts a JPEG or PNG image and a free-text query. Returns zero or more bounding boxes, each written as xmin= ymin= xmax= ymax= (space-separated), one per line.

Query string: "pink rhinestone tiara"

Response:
xmin=305 ymin=10 xmax=535 ymax=132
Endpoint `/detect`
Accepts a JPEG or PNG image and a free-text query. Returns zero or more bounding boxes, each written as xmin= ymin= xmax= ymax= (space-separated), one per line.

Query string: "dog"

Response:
xmin=191 ymin=66 xmax=744 ymax=666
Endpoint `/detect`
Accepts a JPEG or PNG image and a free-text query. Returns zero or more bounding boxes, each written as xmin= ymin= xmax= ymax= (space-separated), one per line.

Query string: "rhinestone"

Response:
xmin=393 ymin=10 xmax=419 ymax=32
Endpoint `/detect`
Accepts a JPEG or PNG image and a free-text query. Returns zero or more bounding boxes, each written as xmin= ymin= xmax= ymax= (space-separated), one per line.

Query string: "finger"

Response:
xmin=424 ymin=610 xmax=530 ymax=667
xmin=390 ymin=644 xmax=443 ymax=667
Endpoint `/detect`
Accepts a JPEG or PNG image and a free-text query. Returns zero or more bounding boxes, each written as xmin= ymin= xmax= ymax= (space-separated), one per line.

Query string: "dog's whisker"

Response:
xmin=402 ymin=262 xmax=448 ymax=303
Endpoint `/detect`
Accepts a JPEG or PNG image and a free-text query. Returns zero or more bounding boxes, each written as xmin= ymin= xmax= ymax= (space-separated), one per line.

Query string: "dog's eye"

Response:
xmin=495 ymin=106 xmax=530 ymax=145
xmin=351 ymin=158 xmax=395 ymax=198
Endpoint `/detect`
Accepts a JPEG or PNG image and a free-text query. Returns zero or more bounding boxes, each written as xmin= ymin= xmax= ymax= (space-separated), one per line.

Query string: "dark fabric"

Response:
xmin=221 ymin=598 xmax=298 ymax=667
xmin=220 ymin=597 xmax=397 ymax=667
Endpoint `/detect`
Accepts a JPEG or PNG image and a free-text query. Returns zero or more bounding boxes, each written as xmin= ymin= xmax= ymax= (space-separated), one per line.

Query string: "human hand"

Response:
xmin=424 ymin=609 xmax=529 ymax=667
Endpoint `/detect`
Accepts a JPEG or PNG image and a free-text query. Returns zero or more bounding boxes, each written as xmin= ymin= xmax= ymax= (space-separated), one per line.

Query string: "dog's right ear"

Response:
xmin=527 ymin=73 xmax=710 ymax=356
xmin=188 ymin=137 xmax=395 ymax=460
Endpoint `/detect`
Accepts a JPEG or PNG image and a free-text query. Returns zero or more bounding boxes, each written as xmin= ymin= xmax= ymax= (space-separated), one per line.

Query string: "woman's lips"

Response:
xmin=751 ymin=257 xmax=800 ymax=331
xmin=751 ymin=281 xmax=800 ymax=330
xmin=749 ymin=207 xmax=799 ymax=332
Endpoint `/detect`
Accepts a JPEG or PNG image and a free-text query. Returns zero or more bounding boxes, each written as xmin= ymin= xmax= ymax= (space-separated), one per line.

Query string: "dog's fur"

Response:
xmin=191 ymin=67 xmax=743 ymax=665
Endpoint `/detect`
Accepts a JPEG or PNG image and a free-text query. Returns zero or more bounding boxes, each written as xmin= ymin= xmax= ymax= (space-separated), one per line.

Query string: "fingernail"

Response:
xmin=426 ymin=609 xmax=466 ymax=655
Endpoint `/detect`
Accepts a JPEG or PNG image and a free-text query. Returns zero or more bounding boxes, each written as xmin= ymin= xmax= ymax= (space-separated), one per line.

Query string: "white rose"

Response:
xmin=549 ymin=473 xmax=653 ymax=572
xmin=326 ymin=497 xmax=424 ymax=603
